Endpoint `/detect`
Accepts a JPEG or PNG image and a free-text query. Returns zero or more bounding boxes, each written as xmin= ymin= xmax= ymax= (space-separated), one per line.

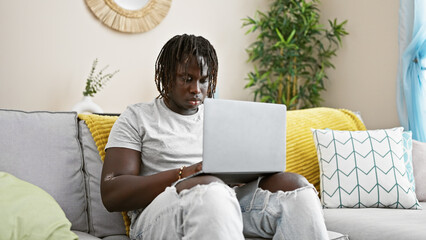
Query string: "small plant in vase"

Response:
xmin=83 ymin=58 xmax=119 ymax=97
xmin=73 ymin=58 xmax=119 ymax=114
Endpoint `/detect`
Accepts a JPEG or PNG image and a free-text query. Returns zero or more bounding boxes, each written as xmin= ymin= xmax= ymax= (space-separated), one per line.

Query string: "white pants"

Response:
xmin=129 ymin=180 xmax=328 ymax=240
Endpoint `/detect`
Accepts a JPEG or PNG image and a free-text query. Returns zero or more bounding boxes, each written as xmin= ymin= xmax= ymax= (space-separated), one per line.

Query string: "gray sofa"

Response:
xmin=0 ymin=110 xmax=128 ymax=240
xmin=1 ymin=109 xmax=425 ymax=240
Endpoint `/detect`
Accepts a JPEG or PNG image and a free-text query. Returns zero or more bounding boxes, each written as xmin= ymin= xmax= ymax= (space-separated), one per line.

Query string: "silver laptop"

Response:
xmin=201 ymin=98 xmax=287 ymax=184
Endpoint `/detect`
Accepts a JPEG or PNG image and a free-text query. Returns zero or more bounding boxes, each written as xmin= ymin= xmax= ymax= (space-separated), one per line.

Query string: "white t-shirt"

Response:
xmin=105 ymin=98 xmax=204 ymax=176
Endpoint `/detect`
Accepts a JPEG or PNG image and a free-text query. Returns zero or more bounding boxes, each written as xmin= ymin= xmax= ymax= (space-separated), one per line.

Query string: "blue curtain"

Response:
xmin=397 ymin=0 xmax=426 ymax=142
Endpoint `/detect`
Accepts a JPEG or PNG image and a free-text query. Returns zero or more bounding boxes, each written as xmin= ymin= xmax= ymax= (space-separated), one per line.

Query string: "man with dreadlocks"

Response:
xmin=101 ymin=34 xmax=329 ymax=240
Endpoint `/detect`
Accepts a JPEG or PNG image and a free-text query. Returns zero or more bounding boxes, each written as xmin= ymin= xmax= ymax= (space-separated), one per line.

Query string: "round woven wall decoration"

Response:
xmin=85 ymin=0 xmax=172 ymax=33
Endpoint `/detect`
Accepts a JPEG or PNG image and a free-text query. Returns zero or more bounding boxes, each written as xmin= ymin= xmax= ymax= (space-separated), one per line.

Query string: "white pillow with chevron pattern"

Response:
xmin=312 ymin=127 xmax=421 ymax=209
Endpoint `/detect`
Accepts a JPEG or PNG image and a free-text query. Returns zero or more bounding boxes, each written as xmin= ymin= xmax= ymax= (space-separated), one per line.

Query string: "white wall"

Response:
xmin=319 ymin=0 xmax=400 ymax=129
xmin=0 ymin=0 xmax=400 ymax=129
xmin=0 ymin=0 xmax=269 ymax=111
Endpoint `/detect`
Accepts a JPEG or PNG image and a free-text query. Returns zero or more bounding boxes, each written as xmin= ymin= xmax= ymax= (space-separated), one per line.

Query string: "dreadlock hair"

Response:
xmin=155 ymin=34 xmax=218 ymax=101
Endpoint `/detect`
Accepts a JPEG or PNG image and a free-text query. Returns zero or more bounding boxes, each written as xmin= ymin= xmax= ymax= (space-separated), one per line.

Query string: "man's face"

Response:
xmin=165 ymin=56 xmax=209 ymax=115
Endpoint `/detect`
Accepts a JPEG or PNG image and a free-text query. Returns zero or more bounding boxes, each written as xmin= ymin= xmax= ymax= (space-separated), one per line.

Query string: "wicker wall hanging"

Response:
xmin=85 ymin=0 xmax=172 ymax=33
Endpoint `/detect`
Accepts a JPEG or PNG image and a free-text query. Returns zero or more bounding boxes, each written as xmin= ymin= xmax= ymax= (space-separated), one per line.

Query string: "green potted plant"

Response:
xmin=243 ymin=0 xmax=348 ymax=110
xmin=73 ymin=58 xmax=119 ymax=114
xmin=83 ymin=58 xmax=119 ymax=97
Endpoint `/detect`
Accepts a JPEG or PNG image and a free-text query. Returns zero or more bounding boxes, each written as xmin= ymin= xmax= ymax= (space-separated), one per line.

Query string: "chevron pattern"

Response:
xmin=312 ymin=127 xmax=421 ymax=209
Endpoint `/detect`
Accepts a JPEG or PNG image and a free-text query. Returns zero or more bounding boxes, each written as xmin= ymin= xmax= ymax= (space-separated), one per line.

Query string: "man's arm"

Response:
xmin=100 ymin=147 xmax=181 ymax=212
xmin=100 ymin=147 xmax=202 ymax=212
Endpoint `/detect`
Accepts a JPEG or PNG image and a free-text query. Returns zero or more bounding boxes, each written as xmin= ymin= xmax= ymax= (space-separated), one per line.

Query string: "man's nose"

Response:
xmin=189 ymin=80 xmax=201 ymax=93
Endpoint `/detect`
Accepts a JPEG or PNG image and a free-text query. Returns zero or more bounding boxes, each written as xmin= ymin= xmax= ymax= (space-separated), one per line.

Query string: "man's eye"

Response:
xmin=200 ymin=78 xmax=208 ymax=84
xmin=182 ymin=76 xmax=192 ymax=82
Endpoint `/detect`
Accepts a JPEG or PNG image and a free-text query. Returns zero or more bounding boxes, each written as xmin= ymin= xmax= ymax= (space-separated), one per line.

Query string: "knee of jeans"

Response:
xmin=273 ymin=185 xmax=323 ymax=217
xmin=180 ymin=182 xmax=241 ymax=215
xmin=259 ymin=172 xmax=311 ymax=193
xmin=176 ymin=175 xmax=224 ymax=194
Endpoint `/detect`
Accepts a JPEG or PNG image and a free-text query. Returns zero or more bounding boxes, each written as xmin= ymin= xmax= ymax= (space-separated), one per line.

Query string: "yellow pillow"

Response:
xmin=285 ymin=107 xmax=366 ymax=191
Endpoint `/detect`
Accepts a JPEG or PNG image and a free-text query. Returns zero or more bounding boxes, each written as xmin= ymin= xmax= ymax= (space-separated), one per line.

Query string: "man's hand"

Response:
xmin=182 ymin=162 xmax=202 ymax=178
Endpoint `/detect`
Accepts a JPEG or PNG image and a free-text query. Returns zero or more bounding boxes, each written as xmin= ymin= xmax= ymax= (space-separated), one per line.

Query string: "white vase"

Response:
xmin=72 ymin=96 xmax=103 ymax=114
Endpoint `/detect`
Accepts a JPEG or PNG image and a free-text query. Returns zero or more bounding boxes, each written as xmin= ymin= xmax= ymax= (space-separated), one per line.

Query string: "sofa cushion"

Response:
xmin=312 ymin=127 xmax=421 ymax=209
xmin=74 ymin=230 xmax=130 ymax=240
xmin=73 ymin=231 xmax=103 ymax=240
xmin=0 ymin=109 xmax=88 ymax=232
xmin=0 ymin=172 xmax=78 ymax=240
xmin=286 ymin=108 xmax=366 ymax=191
xmin=324 ymin=202 xmax=426 ymax=240
xmin=327 ymin=231 xmax=349 ymax=240
xmin=244 ymin=231 xmax=348 ymax=240
xmin=102 ymin=236 xmax=131 ymax=240
xmin=79 ymin=121 xmax=126 ymax=237
xmin=412 ymin=139 xmax=426 ymax=201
